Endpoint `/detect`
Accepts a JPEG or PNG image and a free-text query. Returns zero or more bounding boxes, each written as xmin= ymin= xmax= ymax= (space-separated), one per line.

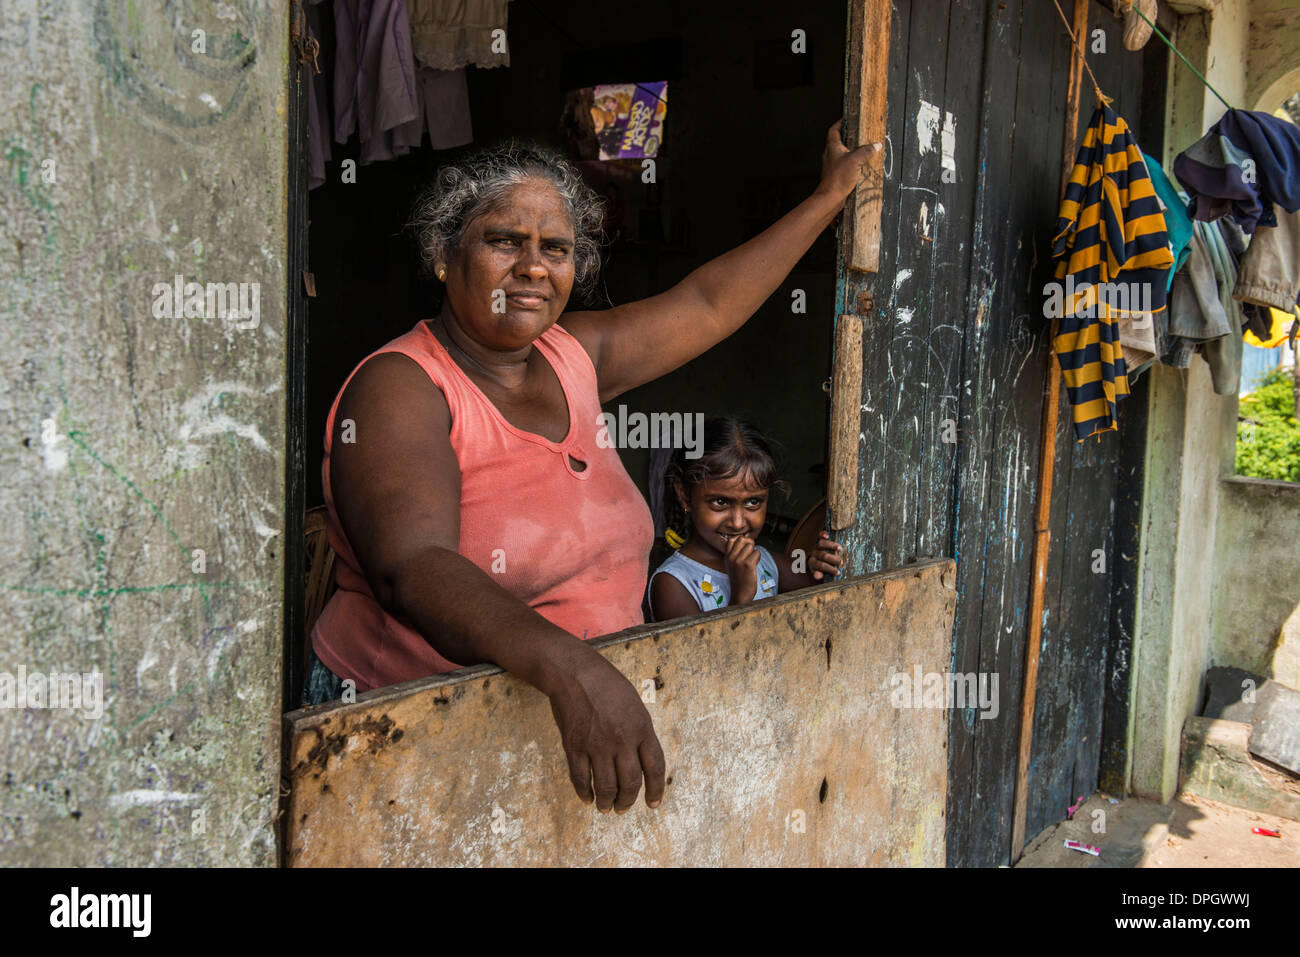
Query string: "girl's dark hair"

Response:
xmin=660 ymin=417 xmax=791 ymax=545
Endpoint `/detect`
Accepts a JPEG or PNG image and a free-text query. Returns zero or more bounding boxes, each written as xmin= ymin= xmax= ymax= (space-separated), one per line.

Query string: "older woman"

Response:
xmin=308 ymin=122 xmax=877 ymax=814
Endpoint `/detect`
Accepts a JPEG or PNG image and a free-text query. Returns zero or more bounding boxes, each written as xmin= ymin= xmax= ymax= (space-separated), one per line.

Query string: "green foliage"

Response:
xmin=1236 ymin=366 xmax=1300 ymax=482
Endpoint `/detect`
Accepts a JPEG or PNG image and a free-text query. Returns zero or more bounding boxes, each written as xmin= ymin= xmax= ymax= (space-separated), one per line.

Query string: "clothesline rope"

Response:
xmin=1124 ymin=2 xmax=1236 ymax=113
xmin=1051 ymin=0 xmax=1112 ymax=106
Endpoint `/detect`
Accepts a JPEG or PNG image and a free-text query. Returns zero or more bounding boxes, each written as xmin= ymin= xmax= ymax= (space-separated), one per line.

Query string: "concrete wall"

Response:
xmin=1129 ymin=0 xmax=1249 ymax=802
xmin=1204 ymin=0 xmax=1250 ymax=121
xmin=0 ymin=3 xmax=287 ymax=865
xmin=1248 ymin=0 xmax=1300 ymax=111
xmin=1129 ymin=0 xmax=1300 ymax=801
xmin=1131 ymin=363 xmax=1238 ymax=799
xmin=1210 ymin=477 xmax=1300 ymax=674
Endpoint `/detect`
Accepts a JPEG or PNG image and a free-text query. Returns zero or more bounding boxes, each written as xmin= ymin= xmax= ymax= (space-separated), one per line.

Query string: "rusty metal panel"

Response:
xmin=283 ymin=559 xmax=956 ymax=866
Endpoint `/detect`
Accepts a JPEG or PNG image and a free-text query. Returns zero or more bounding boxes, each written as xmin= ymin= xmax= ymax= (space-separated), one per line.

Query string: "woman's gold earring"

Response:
xmin=437 ymin=267 xmax=446 ymax=282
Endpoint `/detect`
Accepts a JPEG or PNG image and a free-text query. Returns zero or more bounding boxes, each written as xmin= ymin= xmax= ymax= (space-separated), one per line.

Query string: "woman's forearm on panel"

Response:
xmin=388 ymin=546 xmax=587 ymax=696
xmin=684 ymin=188 xmax=846 ymax=332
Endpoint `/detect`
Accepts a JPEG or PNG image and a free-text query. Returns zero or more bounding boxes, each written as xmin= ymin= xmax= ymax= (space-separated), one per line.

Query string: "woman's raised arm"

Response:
xmin=329 ymin=353 xmax=666 ymax=813
xmin=562 ymin=121 xmax=880 ymax=402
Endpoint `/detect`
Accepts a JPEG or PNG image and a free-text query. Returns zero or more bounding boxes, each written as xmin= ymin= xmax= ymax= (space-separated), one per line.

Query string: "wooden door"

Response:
xmin=833 ymin=0 xmax=1168 ymax=865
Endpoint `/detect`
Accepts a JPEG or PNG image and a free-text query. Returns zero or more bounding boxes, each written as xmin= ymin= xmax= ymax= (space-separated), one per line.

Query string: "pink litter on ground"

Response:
xmin=1066 ymin=796 xmax=1084 ymax=819
xmin=1064 ymin=840 xmax=1100 ymax=856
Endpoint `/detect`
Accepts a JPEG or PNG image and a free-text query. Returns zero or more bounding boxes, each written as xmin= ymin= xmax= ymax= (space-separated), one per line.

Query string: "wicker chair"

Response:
xmin=303 ymin=505 xmax=338 ymax=674
xmin=785 ymin=496 xmax=828 ymax=564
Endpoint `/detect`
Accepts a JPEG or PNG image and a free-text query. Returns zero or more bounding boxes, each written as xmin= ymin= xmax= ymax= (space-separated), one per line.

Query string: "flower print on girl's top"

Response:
xmin=699 ymin=574 xmax=725 ymax=607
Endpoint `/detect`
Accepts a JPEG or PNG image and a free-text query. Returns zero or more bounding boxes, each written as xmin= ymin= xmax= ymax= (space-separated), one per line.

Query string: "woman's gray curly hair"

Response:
xmin=409 ymin=140 xmax=606 ymax=300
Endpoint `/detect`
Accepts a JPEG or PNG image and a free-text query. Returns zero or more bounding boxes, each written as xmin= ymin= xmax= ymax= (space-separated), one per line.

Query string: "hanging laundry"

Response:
xmin=1197 ymin=219 xmax=1246 ymax=396
xmin=1240 ymin=302 xmax=1272 ymax=343
xmin=334 ymin=0 xmax=421 ymax=165
xmin=1133 ymin=174 xmax=1201 ymax=382
xmin=1143 ymin=152 xmax=1194 ymax=290
xmin=1242 ymin=304 xmax=1299 ymax=349
xmin=1162 ymin=229 xmax=1232 ymax=369
xmin=407 ymin=0 xmax=512 ymax=71
xmin=1235 ymin=207 xmax=1300 ymax=312
xmin=306 ymin=0 xmax=332 ymax=190
xmin=1173 ymin=110 xmax=1300 ymax=233
xmin=1117 ymin=312 xmax=1158 ymax=375
xmin=1050 ymin=101 xmax=1174 ymax=441
xmin=1218 ymin=215 xmax=1249 ymax=260
xmin=1119 ymin=154 xmax=1193 ymax=375
xmin=392 ymin=67 xmax=474 ymax=152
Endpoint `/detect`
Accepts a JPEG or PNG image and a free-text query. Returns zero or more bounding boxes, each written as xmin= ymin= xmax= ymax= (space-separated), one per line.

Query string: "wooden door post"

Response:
xmin=1010 ymin=0 xmax=1089 ymax=864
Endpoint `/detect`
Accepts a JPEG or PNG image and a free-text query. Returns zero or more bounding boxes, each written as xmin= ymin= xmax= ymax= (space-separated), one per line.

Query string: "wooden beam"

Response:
xmin=1010 ymin=0 xmax=1089 ymax=864
xmin=827 ymin=314 xmax=864 ymax=530
xmin=849 ymin=0 xmax=890 ymax=273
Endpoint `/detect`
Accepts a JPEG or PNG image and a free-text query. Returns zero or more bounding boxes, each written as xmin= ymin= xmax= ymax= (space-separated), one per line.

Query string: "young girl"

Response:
xmin=647 ymin=417 xmax=843 ymax=621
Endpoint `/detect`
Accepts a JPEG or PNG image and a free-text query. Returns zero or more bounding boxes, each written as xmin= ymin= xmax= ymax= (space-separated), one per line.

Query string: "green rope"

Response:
xmin=1129 ymin=4 xmax=1236 ymax=112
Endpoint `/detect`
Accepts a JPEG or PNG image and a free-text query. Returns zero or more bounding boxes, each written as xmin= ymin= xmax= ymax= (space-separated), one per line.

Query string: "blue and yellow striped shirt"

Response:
xmin=1050 ymin=103 xmax=1174 ymax=441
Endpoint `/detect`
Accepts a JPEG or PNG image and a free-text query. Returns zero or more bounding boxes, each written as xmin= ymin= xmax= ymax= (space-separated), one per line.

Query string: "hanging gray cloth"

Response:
xmin=1198 ymin=220 xmax=1245 ymax=396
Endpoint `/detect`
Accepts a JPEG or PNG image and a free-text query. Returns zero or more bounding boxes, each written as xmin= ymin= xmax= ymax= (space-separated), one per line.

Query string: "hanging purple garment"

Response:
xmin=306 ymin=0 xmax=332 ymax=190
xmin=333 ymin=0 xmax=362 ymax=144
xmin=392 ymin=68 xmax=474 ymax=153
xmin=424 ymin=69 xmax=473 ymax=149
xmin=359 ymin=0 xmax=420 ymax=162
xmin=333 ymin=0 xmax=420 ymax=163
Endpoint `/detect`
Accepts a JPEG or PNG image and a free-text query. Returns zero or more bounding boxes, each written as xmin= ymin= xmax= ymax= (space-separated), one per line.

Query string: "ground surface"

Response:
xmin=1016 ymin=792 xmax=1299 ymax=868
xmin=1144 ymin=794 xmax=1298 ymax=868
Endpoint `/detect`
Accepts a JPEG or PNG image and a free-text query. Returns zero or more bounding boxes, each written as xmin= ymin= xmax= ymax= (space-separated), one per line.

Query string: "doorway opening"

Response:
xmin=288 ymin=0 xmax=848 ymax=706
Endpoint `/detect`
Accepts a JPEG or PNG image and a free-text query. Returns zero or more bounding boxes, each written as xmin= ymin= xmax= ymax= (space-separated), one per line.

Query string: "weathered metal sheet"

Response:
xmin=284 ymin=560 xmax=956 ymax=867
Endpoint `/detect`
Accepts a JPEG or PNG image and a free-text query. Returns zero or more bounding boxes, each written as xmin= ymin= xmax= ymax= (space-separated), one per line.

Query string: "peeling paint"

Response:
xmin=941 ymin=111 xmax=957 ymax=172
xmin=916 ymin=98 xmax=941 ymax=157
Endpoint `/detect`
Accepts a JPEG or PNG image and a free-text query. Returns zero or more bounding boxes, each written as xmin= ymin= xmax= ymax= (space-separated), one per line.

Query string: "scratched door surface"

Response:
xmin=835 ymin=0 xmax=1167 ymax=865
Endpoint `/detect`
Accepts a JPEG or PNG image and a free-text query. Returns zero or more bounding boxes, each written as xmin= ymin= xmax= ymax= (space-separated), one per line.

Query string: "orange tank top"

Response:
xmin=311 ymin=318 xmax=655 ymax=691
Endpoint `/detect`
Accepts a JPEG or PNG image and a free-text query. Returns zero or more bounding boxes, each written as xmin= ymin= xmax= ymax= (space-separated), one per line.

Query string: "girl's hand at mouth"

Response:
xmin=724 ymin=533 xmax=761 ymax=604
